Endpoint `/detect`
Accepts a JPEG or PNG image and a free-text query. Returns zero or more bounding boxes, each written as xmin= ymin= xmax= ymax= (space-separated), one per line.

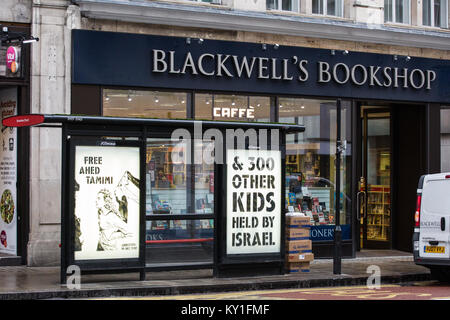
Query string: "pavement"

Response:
xmin=0 ymin=250 xmax=432 ymax=300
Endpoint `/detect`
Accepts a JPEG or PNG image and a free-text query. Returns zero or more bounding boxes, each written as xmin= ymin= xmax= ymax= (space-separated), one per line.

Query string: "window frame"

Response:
xmin=267 ymin=0 xmax=300 ymax=13
xmin=423 ymin=0 xmax=449 ymax=28
xmin=384 ymin=0 xmax=411 ymax=24
xmin=311 ymin=0 xmax=344 ymax=17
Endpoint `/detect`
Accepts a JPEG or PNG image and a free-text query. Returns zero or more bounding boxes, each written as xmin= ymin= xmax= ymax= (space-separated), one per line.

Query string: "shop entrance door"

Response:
xmin=358 ymin=108 xmax=392 ymax=249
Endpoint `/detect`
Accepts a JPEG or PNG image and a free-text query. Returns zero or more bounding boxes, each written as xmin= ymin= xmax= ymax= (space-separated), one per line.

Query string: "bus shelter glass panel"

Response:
xmin=145 ymin=138 xmax=213 ymax=265
xmin=146 ymin=219 xmax=213 ymax=264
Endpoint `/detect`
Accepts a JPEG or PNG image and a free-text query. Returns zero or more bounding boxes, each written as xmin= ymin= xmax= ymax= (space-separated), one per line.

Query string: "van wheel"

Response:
xmin=430 ymin=267 xmax=450 ymax=283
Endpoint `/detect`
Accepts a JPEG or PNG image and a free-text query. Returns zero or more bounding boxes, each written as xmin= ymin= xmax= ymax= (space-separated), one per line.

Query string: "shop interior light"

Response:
xmin=262 ymin=43 xmax=267 ymax=50
xmin=343 ymin=50 xmax=349 ymax=55
xmin=274 ymin=44 xmax=279 ymax=50
xmin=186 ymin=37 xmax=191 ymax=44
xmin=154 ymin=97 xmax=159 ymax=103
xmin=331 ymin=49 xmax=336 ymax=55
xmin=301 ymin=105 xmax=305 ymax=109
xmin=405 ymin=56 xmax=411 ymax=61
xmin=393 ymin=55 xmax=398 ymax=61
xmin=198 ymin=38 xmax=204 ymax=44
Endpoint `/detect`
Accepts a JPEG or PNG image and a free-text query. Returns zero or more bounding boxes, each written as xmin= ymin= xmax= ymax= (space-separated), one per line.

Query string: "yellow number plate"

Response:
xmin=425 ymin=246 xmax=446 ymax=254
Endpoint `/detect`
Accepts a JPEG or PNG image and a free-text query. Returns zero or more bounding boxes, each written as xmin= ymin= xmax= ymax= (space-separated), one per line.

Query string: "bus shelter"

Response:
xmin=3 ymin=114 xmax=304 ymax=283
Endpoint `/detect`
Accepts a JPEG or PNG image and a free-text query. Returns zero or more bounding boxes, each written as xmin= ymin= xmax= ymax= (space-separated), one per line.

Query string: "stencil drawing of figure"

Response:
xmin=116 ymin=194 xmax=128 ymax=223
xmin=96 ymin=189 xmax=132 ymax=251
xmin=74 ymin=180 xmax=83 ymax=251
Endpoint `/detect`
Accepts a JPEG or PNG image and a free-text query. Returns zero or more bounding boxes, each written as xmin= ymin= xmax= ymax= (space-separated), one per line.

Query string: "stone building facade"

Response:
xmin=1 ymin=0 xmax=449 ymax=266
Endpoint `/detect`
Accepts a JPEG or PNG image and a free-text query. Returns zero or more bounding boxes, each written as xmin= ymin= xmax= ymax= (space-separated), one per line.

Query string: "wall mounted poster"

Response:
xmin=226 ymin=149 xmax=281 ymax=255
xmin=0 ymin=87 xmax=17 ymax=255
xmin=74 ymin=145 xmax=140 ymax=261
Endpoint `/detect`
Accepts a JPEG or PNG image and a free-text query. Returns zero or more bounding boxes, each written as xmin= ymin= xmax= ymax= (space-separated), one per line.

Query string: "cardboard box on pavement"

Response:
xmin=285 ymin=262 xmax=310 ymax=273
xmin=285 ymin=227 xmax=310 ymax=240
xmin=286 ymin=215 xmax=311 ymax=228
xmin=286 ymin=240 xmax=312 ymax=254
xmin=286 ymin=252 xmax=314 ymax=263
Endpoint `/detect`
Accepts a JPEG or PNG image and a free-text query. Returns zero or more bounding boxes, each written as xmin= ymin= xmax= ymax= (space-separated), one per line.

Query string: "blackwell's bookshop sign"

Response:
xmin=226 ymin=149 xmax=281 ymax=255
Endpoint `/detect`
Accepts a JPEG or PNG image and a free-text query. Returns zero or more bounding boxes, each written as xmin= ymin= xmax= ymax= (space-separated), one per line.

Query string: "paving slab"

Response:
xmin=0 ymin=251 xmax=431 ymax=300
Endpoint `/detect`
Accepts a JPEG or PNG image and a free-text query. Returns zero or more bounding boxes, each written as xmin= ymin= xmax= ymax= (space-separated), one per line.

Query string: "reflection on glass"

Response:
xmin=313 ymin=0 xmax=324 ymax=14
xmin=423 ymin=0 xmax=431 ymax=25
xmin=280 ymin=98 xmax=351 ymax=232
xmin=440 ymin=107 xmax=450 ymax=171
xmin=365 ymin=116 xmax=391 ymax=241
xmin=434 ymin=0 xmax=441 ymax=26
xmin=145 ymin=219 xmax=214 ymax=264
xmin=103 ymin=89 xmax=187 ymax=119
xmin=267 ymin=0 xmax=277 ymax=9
xmin=194 ymin=140 xmax=215 ymax=214
xmin=385 ymin=0 xmax=393 ymax=21
xmin=327 ymin=0 xmax=336 ymax=16
xmin=195 ymin=93 xmax=270 ymax=122
xmin=146 ymin=138 xmax=187 ymax=215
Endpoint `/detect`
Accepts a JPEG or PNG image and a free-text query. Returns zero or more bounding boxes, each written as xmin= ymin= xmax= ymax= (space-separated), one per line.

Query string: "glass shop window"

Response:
xmin=103 ymin=89 xmax=188 ymax=119
xmin=195 ymin=93 xmax=270 ymax=122
xmin=279 ymin=98 xmax=352 ymax=240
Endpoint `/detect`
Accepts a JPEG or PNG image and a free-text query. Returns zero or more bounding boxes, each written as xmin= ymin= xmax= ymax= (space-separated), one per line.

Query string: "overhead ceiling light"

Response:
xmin=231 ymin=101 xmax=236 ymax=106
xmin=301 ymin=105 xmax=305 ymax=109
xmin=154 ymin=97 xmax=159 ymax=103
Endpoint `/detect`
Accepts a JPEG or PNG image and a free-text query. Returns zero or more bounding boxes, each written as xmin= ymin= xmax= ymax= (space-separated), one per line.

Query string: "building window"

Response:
xmin=384 ymin=0 xmax=411 ymax=24
xmin=187 ymin=0 xmax=221 ymax=3
xmin=195 ymin=93 xmax=271 ymax=122
xmin=312 ymin=0 xmax=344 ymax=16
xmin=279 ymin=98 xmax=352 ymax=240
xmin=103 ymin=89 xmax=188 ymax=119
xmin=441 ymin=107 xmax=450 ymax=171
xmin=267 ymin=0 xmax=299 ymax=12
xmin=423 ymin=0 xmax=448 ymax=28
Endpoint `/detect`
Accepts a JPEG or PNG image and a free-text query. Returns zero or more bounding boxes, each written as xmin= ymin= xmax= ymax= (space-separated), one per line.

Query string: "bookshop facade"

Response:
xmin=70 ymin=29 xmax=450 ymax=264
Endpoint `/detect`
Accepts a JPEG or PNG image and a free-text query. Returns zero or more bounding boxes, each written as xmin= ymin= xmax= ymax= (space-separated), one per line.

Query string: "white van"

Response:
xmin=413 ymin=173 xmax=450 ymax=281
